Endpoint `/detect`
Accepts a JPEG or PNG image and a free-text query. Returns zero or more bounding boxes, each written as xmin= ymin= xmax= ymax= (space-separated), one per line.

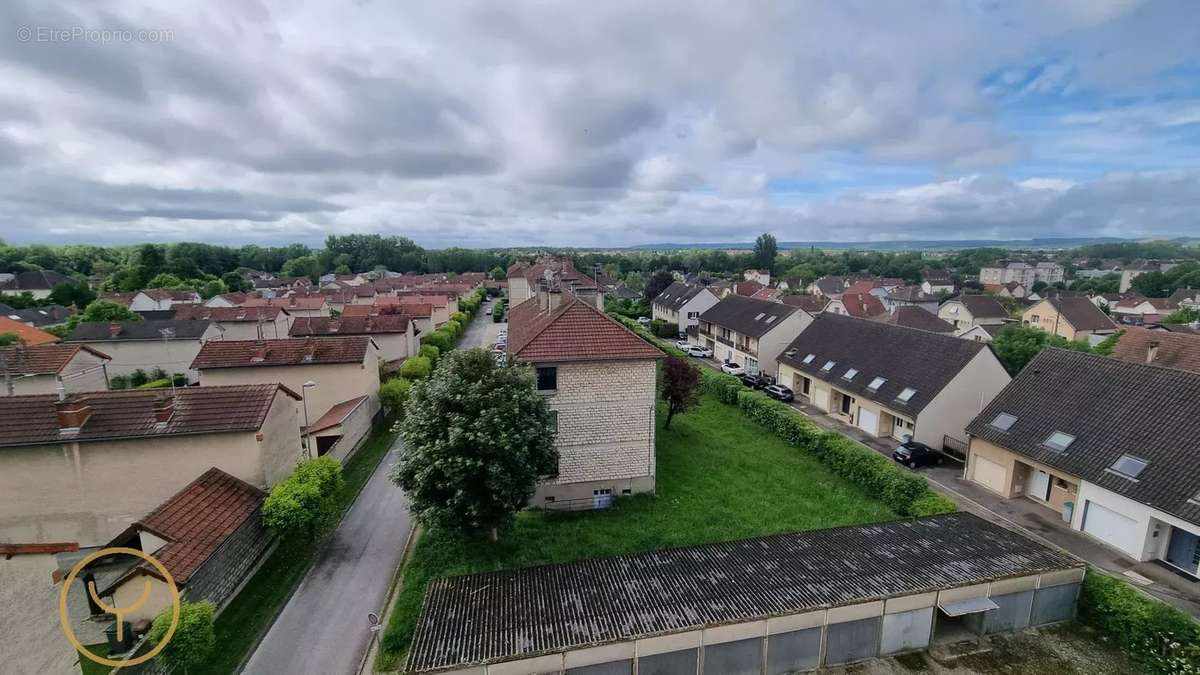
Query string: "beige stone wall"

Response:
xmin=0 ymin=552 xmax=79 ymax=675
xmin=1022 ymin=301 xmax=1081 ymax=340
xmin=509 ymin=276 xmax=531 ymax=302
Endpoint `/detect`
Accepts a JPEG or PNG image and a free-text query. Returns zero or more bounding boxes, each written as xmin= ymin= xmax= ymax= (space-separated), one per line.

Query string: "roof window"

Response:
xmin=896 ymin=387 xmax=917 ymax=403
xmin=843 ymin=368 xmax=858 ymax=381
xmin=1043 ymin=431 xmax=1075 ymax=452
xmin=802 ymin=354 xmax=815 ymax=364
xmin=765 ymin=315 xmax=777 ymax=323
xmin=821 ymin=360 xmax=836 ymax=372
xmin=1109 ymin=455 xmax=1147 ymax=479
xmin=754 ymin=312 xmax=766 ymax=321
xmin=990 ymin=413 xmax=1017 ymax=431
xmin=867 ymin=377 xmax=886 ymax=391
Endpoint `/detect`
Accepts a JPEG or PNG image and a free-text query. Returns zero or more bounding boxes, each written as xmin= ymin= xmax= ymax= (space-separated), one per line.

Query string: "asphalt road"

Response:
xmin=241 ymin=438 xmax=411 ymax=675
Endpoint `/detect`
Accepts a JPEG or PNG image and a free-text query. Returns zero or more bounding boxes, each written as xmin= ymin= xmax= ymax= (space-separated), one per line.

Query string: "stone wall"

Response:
xmin=184 ymin=506 xmax=273 ymax=610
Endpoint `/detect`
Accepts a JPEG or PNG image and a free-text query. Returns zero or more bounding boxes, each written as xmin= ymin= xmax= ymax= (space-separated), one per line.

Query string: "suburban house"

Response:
xmin=733 ymin=279 xmax=765 ymax=297
xmin=938 ymin=294 xmax=1009 ymax=332
xmin=1021 ymin=296 xmax=1117 ymax=341
xmin=956 ymin=323 xmax=1008 ymax=343
xmin=963 ymin=348 xmax=1200 ymax=577
xmin=0 ymin=384 xmax=302 ymax=547
xmin=921 ymin=268 xmax=955 ymax=295
xmin=240 ymin=295 xmax=331 ymax=318
xmin=1111 ymin=296 xmax=1176 ymax=323
xmin=651 ymin=282 xmax=720 ymax=332
xmin=290 ymin=314 xmax=419 ymax=365
xmin=983 ymin=281 xmax=1028 ymax=299
xmin=1168 ymin=287 xmax=1200 ymax=310
xmin=777 ymin=314 xmax=1010 ymax=452
xmin=1 ymin=541 xmax=82 ymax=675
xmin=750 ymin=286 xmax=784 ymax=302
xmin=871 ymin=306 xmax=956 ymax=333
xmin=881 ymin=286 xmax=938 ymax=315
xmin=508 ymin=259 xmax=601 ymax=306
xmin=825 ymin=292 xmax=886 ymax=319
xmin=695 ymin=295 xmax=812 ymax=377
xmin=3 ymin=303 xmax=74 ymax=328
xmin=305 ymin=395 xmax=374 ymax=459
xmin=0 ymin=315 xmax=60 ymax=346
xmin=808 ymin=276 xmax=848 ymax=299
xmin=1108 ymin=326 xmax=1200 ymax=373
xmin=192 ymin=336 xmax=382 ymax=454
xmin=1119 ymin=263 xmax=1158 ymax=292
xmin=173 ymin=305 xmax=294 ymax=340
xmin=0 ymin=344 xmax=110 ymax=396
xmin=980 ymin=262 xmax=1065 ymax=287
xmin=507 ymin=280 xmax=662 ymax=506
xmin=65 ymin=319 xmax=221 ymax=382
xmin=384 ymin=293 xmax=452 ymax=327
xmin=743 ymin=269 xmax=771 ymax=286
xmin=129 ymin=288 xmax=202 ymax=312
xmin=0 ymin=270 xmax=72 ymax=299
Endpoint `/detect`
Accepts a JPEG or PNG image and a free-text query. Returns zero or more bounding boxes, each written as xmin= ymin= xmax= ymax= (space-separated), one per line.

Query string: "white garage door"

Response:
xmin=1082 ymin=501 xmax=1140 ymax=557
xmin=857 ymin=407 xmax=879 ymax=436
xmin=972 ymin=456 xmax=1007 ymax=495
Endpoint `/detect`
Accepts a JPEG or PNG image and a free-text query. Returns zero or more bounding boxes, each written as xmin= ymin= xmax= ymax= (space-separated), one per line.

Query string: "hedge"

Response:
xmin=1079 ymin=571 xmax=1200 ymax=674
xmin=650 ymin=319 xmax=679 ymax=338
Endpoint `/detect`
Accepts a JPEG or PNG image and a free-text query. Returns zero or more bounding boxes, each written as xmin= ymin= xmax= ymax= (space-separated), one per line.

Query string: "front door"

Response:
xmin=840 ymin=394 xmax=852 ymax=415
xmin=1166 ymin=528 xmax=1200 ymax=576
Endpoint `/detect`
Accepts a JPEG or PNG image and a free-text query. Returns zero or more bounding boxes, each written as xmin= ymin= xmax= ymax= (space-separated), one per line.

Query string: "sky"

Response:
xmin=1 ymin=0 xmax=1199 ymax=248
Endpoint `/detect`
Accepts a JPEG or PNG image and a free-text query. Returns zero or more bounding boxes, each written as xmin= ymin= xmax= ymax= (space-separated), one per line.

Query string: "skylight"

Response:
xmin=1110 ymin=455 xmax=1147 ymax=479
xmin=990 ymin=413 xmax=1017 ymax=431
xmin=802 ymin=354 xmax=815 ymax=364
xmin=1043 ymin=431 xmax=1075 ymax=452
xmin=896 ymin=387 xmax=916 ymax=402
xmin=867 ymin=376 xmax=886 ymax=391
xmin=765 ymin=315 xmax=777 ymax=323
xmin=754 ymin=312 xmax=765 ymax=320
xmin=821 ymin=360 xmax=836 ymax=372
xmin=843 ymin=368 xmax=858 ymax=380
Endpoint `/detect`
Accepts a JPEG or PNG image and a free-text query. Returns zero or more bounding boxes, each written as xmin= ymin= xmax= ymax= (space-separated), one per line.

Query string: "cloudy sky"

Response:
xmin=1 ymin=1 xmax=1199 ymax=248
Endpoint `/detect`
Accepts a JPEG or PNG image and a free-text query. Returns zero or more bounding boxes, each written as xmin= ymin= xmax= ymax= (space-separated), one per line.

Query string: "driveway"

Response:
xmin=241 ymin=439 xmax=411 ymax=675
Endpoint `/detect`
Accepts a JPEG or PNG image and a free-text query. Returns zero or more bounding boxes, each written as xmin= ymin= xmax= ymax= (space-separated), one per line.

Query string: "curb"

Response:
xmin=358 ymin=523 xmax=422 ymax=675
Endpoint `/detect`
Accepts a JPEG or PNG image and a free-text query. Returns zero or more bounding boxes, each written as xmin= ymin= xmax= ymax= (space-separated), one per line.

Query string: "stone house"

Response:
xmin=694 ymin=295 xmax=813 ymax=377
xmin=64 ymin=319 xmax=221 ymax=383
xmin=1021 ymin=297 xmax=1117 ymax=341
xmin=0 ymin=343 xmax=111 ymax=396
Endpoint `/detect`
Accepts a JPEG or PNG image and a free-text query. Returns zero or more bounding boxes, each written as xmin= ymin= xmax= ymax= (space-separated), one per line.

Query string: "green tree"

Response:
xmin=280 ymin=255 xmax=322 ymax=280
xmin=65 ymin=300 xmax=141 ymax=329
xmin=0 ymin=332 xmax=20 ymax=346
xmin=661 ymin=356 xmax=700 ymax=429
xmin=1162 ymin=308 xmax=1200 ymax=325
xmin=489 ymin=266 xmax=505 ymax=280
xmin=148 ymin=600 xmax=216 ymax=675
xmin=643 ymin=270 xmax=675 ymax=304
xmin=391 ymin=348 xmax=557 ymax=540
xmin=48 ymin=281 xmax=96 ymax=309
xmin=379 ymin=377 xmax=413 ymax=415
xmin=146 ymin=272 xmax=186 ymax=289
xmin=753 ymin=232 xmax=779 ymax=272
xmin=398 ymin=356 xmax=432 ymax=380
xmin=262 ymin=457 xmax=345 ymax=540
xmin=220 ymin=271 xmax=251 ymax=293
xmin=991 ymin=324 xmax=1094 ymax=375
xmin=421 ymin=330 xmax=452 ymax=353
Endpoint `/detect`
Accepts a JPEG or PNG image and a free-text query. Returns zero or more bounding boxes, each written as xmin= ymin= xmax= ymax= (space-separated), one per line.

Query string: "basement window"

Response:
xmin=896 ymin=387 xmax=917 ymax=403
xmin=821 ymin=360 xmax=836 ymax=372
xmin=1042 ymin=431 xmax=1075 ymax=452
xmin=843 ymin=368 xmax=858 ymax=381
xmin=536 ymin=367 xmax=558 ymax=392
xmin=1109 ymin=454 xmax=1147 ymax=480
xmin=867 ymin=377 xmax=886 ymax=391
xmin=990 ymin=412 xmax=1017 ymax=431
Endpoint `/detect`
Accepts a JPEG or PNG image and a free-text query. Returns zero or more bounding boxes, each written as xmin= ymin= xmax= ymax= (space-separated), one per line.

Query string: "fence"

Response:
xmin=942 ymin=434 xmax=969 ymax=459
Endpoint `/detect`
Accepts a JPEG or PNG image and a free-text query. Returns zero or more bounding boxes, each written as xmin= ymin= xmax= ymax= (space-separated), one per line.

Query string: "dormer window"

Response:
xmin=1109 ymin=454 xmax=1147 ymax=480
xmin=843 ymin=368 xmax=858 ymax=381
xmin=802 ymin=354 xmax=815 ymax=364
xmin=896 ymin=387 xmax=916 ymax=403
xmin=821 ymin=360 xmax=836 ymax=372
xmin=990 ymin=413 xmax=1017 ymax=431
xmin=1043 ymin=431 xmax=1075 ymax=452
xmin=867 ymin=377 xmax=886 ymax=391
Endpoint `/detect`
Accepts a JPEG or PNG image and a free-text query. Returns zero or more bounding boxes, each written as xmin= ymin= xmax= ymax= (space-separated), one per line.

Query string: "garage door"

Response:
xmin=1082 ymin=501 xmax=1140 ymax=557
xmin=856 ymin=407 xmax=879 ymax=436
xmin=972 ymin=456 xmax=1007 ymax=495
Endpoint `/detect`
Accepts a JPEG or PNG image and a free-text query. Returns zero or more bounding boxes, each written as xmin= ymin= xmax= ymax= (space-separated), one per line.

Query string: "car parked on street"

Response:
xmin=637 ymin=316 xmax=651 ymax=326
xmin=685 ymin=345 xmax=712 ymax=358
xmin=721 ymin=362 xmax=745 ymax=376
xmin=740 ymin=372 xmax=773 ymax=389
xmin=675 ymin=338 xmax=691 ymax=349
xmin=892 ymin=437 xmax=944 ymax=469
xmin=764 ymin=384 xmax=794 ymax=402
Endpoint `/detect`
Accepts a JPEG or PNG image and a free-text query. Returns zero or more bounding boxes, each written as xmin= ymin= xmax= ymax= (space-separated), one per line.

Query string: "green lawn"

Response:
xmin=78 ymin=645 xmax=110 ymax=675
xmin=191 ymin=424 xmax=396 ymax=675
xmin=377 ymin=395 xmax=897 ymax=670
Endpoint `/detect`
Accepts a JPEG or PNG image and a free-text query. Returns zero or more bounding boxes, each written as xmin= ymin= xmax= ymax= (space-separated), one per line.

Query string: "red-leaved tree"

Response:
xmin=661 ymin=356 xmax=700 ymax=430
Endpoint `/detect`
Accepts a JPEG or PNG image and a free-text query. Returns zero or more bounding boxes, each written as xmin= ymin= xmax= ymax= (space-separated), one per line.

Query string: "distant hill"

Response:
xmin=627 ymin=236 xmax=1200 ymax=252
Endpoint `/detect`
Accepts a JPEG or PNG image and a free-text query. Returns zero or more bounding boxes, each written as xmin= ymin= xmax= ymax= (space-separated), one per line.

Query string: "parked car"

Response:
xmin=685 ymin=345 xmax=712 ymax=358
xmin=675 ymin=338 xmax=691 ymax=349
xmin=637 ymin=316 xmax=651 ymax=326
xmin=740 ymin=373 xmax=773 ymax=389
xmin=678 ymin=330 xmax=688 ymax=340
xmin=721 ymin=362 xmax=745 ymax=376
xmin=892 ymin=438 xmax=944 ymax=469
xmin=764 ymin=384 xmax=794 ymax=402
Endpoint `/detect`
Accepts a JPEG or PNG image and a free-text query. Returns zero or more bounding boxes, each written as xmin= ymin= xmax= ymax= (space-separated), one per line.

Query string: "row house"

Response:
xmin=651 ymin=282 xmax=720 ymax=332
xmin=920 ymin=268 xmax=955 ymax=295
xmin=290 ymin=314 xmax=419 ymax=365
xmin=0 ymin=344 xmax=110 ymax=396
xmin=882 ymin=285 xmax=938 ymax=315
xmin=694 ymin=295 xmax=812 ymax=377
xmin=173 ymin=305 xmax=294 ymax=340
xmin=239 ymin=294 xmax=331 ymax=318
xmin=65 ymin=319 xmax=221 ymax=383
xmin=937 ymin=294 xmax=1009 ymax=332
xmin=128 ymin=288 xmax=202 ymax=312
xmin=507 ymin=259 xmax=602 ymax=306
xmin=0 ymin=270 xmax=72 ymax=299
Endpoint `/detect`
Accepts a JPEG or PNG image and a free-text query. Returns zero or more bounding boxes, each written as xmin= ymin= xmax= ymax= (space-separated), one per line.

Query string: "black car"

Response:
xmin=892 ymin=439 xmax=944 ymax=469
xmin=740 ymin=373 xmax=773 ymax=389
xmin=764 ymin=384 xmax=794 ymax=402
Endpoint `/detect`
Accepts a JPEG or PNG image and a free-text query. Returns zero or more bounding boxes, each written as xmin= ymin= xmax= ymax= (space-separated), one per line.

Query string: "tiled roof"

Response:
xmin=967 ymin=348 xmax=1200 ymax=526
xmin=652 ymin=282 xmax=707 ymax=311
xmin=0 ymin=542 xmax=80 ymax=556
xmin=0 ymin=316 xmax=60 ymax=346
xmin=0 ymin=344 xmax=110 ymax=375
xmin=507 ymin=295 xmax=662 ymax=364
xmin=812 ymin=276 xmax=846 ymax=296
xmin=0 ymin=269 xmax=71 ymax=291
xmin=843 ymin=280 xmax=881 ymax=296
xmin=66 ymin=319 xmax=213 ymax=342
xmin=172 ymin=306 xmax=286 ymax=322
xmin=1167 ymin=287 xmax=1200 ymax=305
xmin=104 ymin=468 xmax=266 ymax=587
xmin=871 ymin=306 xmax=955 ymax=333
xmin=1043 ymin=296 xmax=1117 ymax=332
xmin=5 ymin=304 xmax=73 ymax=327
xmin=1110 ymin=327 xmax=1200 ymax=373
xmin=0 ymin=385 xmax=297 ymax=448
xmin=698 ymin=295 xmax=802 ymax=338
xmin=780 ymin=294 xmax=829 ymax=312
xmin=140 ymin=288 xmax=200 ymax=302
xmin=838 ymin=292 xmax=887 ymax=318
xmin=948 ymin=294 xmax=1008 ymax=319
xmin=407 ymin=512 xmax=1078 ymax=673
xmin=887 ymin=285 xmax=935 ymax=303
xmin=308 ymin=396 xmax=370 ymax=434
xmin=750 ymin=287 xmax=783 ymax=301
xmin=733 ymin=280 xmax=764 ymax=296
xmin=779 ymin=313 xmax=992 ymax=415
xmin=240 ymin=296 xmax=328 ymax=310
xmin=923 ymin=268 xmax=953 ymax=283
xmin=289 ymin=315 xmax=412 ymax=336
xmin=191 ymin=336 xmax=372 ymax=369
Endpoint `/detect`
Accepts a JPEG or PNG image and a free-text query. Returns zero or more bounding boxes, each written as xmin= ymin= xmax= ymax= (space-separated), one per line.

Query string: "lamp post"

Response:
xmin=301 ymin=380 xmax=317 ymax=459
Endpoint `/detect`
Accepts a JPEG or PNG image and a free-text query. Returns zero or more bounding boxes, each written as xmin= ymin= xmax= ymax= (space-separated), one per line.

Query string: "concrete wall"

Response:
xmin=199 ymin=353 xmax=381 ymax=425
xmin=370 ymin=332 xmax=412 ymax=363
xmin=320 ymin=398 xmax=374 ymax=463
xmin=915 ymin=349 xmax=1010 ymax=449
xmin=0 ymin=552 xmax=79 ymax=675
xmin=755 ymin=312 xmax=812 ymax=378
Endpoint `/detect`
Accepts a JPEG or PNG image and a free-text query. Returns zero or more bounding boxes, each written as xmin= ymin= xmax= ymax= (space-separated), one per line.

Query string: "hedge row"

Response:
xmin=1079 ymin=571 xmax=1200 ymax=674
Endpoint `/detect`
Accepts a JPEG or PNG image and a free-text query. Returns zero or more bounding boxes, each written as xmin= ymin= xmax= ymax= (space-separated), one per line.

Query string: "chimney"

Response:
xmin=56 ymin=396 xmax=92 ymax=431
xmin=153 ymin=393 xmax=175 ymax=424
xmin=108 ymin=322 xmax=122 ymax=338
xmin=537 ymin=280 xmax=562 ymax=312
xmin=251 ymin=341 xmax=267 ymax=362
xmin=1146 ymin=340 xmax=1160 ymax=364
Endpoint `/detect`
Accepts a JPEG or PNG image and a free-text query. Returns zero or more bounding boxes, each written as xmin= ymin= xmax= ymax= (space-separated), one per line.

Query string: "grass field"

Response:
xmin=376 ymin=395 xmax=897 ymax=670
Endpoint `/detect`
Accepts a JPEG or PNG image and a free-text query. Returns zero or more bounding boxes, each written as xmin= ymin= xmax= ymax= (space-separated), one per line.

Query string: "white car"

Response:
xmin=721 ymin=362 xmax=745 ymax=376
xmin=675 ymin=338 xmax=691 ymax=349
xmin=685 ymin=345 xmax=713 ymax=358
xmin=637 ymin=316 xmax=651 ymax=326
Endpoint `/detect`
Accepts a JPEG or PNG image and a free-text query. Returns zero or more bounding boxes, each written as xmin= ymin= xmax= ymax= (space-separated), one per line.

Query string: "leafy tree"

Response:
xmin=198 ymin=279 xmax=227 ymax=299
xmin=263 ymin=457 xmax=345 ymax=540
xmin=379 ymin=377 xmax=413 ymax=415
xmin=661 ymin=356 xmax=700 ymax=429
xmin=220 ymin=271 xmax=251 ymax=293
xmin=280 ymin=255 xmax=322 ymax=280
xmin=991 ymin=324 xmax=1094 ymax=375
xmin=148 ymin=600 xmax=216 ymax=675
xmin=135 ymin=244 xmax=166 ymax=284
xmin=146 ymin=272 xmax=186 ymax=289
xmin=391 ymin=348 xmax=557 ymax=540
xmin=753 ymin=232 xmax=779 ymax=272
xmin=1070 ymin=273 xmax=1121 ymax=295
xmin=1163 ymin=308 xmax=1200 ymax=325
xmin=0 ymin=332 xmax=20 ymax=346
xmin=643 ymin=270 xmax=675 ymax=304
xmin=0 ymin=291 xmax=41 ymax=309
xmin=48 ymin=281 xmax=96 ymax=309
xmin=65 ymin=300 xmax=141 ymax=329
xmin=489 ymin=266 xmax=505 ymax=280
xmin=399 ymin=356 xmax=433 ymax=380
xmin=444 ymin=319 xmax=462 ymax=340
xmin=421 ymin=330 xmax=452 ymax=353
xmin=418 ymin=344 xmax=440 ymax=365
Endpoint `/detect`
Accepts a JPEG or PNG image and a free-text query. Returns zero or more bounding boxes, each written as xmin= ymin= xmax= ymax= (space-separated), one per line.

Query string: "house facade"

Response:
xmin=289 ymin=314 xmax=419 ymax=365
xmin=937 ymin=295 xmax=1009 ymax=332
xmin=0 ymin=542 xmax=82 ymax=675
xmin=0 ymin=270 xmax=71 ymax=299
xmin=651 ymin=282 xmax=720 ymax=331
xmin=129 ymin=289 xmax=202 ymax=312
xmin=920 ymin=269 xmax=954 ymax=295
xmin=173 ymin=305 xmax=294 ymax=340
xmin=980 ymin=262 xmax=1065 ymax=287
xmin=0 ymin=344 xmax=110 ymax=396
xmin=64 ymin=319 xmax=221 ymax=382
xmin=963 ymin=349 xmax=1200 ymax=577
xmin=694 ymin=295 xmax=813 ymax=377
xmin=777 ymin=314 xmax=1010 ymax=451
xmin=1021 ymin=297 xmax=1117 ymax=341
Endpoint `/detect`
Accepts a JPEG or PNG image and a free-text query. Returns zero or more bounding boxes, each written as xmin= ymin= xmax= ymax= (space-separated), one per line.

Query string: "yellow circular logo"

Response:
xmin=58 ymin=546 xmax=182 ymax=669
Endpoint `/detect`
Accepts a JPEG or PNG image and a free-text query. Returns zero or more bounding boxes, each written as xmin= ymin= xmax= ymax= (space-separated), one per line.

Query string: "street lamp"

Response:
xmin=301 ymin=380 xmax=317 ymax=459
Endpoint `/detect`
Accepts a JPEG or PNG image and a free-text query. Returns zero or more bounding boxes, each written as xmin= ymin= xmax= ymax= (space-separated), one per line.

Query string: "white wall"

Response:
xmin=1072 ymin=481 xmax=1200 ymax=562
xmin=914 ymin=349 xmax=1011 ymax=449
xmin=70 ymin=325 xmax=221 ymax=383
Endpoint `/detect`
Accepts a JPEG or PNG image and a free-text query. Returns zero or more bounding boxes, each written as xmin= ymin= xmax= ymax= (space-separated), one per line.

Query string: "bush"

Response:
xmin=445 ymin=319 xmax=462 ymax=340
xmin=129 ymin=368 xmax=150 ymax=387
xmin=171 ymin=373 xmax=188 ymax=387
xmin=422 ymin=330 xmax=452 ymax=353
xmin=419 ymin=344 xmax=440 ymax=365
xmin=263 ymin=456 xmax=345 ymax=540
xmin=148 ymin=600 xmax=216 ymax=673
xmin=379 ymin=377 xmax=413 ymax=414
xmin=109 ymin=375 xmax=129 ymax=390
xmin=451 ymin=311 xmax=468 ymax=325
xmin=138 ymin=378 xmax=171 ymax=389
xmin=1079 ymin=571 xmax=1200 ymax=674
xmin=399 ymin=356 xmax=433 ymax=380
xmin=493 ymin=301 xmax=506 ymax=323
xmin=650 ymin=319 xmax=679 ymax=338
xmin=908 ymin=491 xmax=958 ymax=517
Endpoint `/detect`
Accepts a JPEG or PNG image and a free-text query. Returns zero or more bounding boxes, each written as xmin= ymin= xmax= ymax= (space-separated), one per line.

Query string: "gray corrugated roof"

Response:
xmin=406 ymin=512 xmax=1078 ymax=673
xmin=778 ymin=313 xmax=993 ymax=415
xmin=697 ymin=295 xmax=800 ymax=338
xmin=652 ymin=282 xmax=707 ymax=312
xmin=967 ymin=348 xmax=1200 ymax=526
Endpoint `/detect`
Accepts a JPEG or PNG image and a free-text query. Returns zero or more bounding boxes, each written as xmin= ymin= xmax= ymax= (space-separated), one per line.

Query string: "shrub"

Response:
xmin=650 ymin=319 xmax=679 ymax=338
xmin=698 ymin=369 xmax=742 ymax=404
xmin=138 ymin=378 xmax=171 ymax=389
xmin=445 ymin=319 xmax=462 ymax=340
xmin=422 ymin=331 xmax=452 ymax=353
xmin=379 ymin=377 xmax=413 ymax=415
xmin=1079 ymin=571 xmax=1200 ymax=674
xmin=171 ymin=373 xmax=188 ymax=387
xmin=129 ymin=368 xmax=150 ymax=387
xmin=451 ymin=311 xmax=468 ymax=325
xmin=148 ymin=600 xmax=216 ymax=673
xmin=399 ymin=356 xmax=433 ymax=380
xmin=908 ymin=491 xmax=958 ymax=517
xmin=263 ymin=456 xmax=345 ymax=540
xmin=150 ymin=366 xmax=168 ymax=381
xmin=419 ymin=344 xmax=440 ymax=365
xmin=492 ymin=302 xmax=505 ymax=323
xmin=109 ymin=375 xmax=129 ymax=390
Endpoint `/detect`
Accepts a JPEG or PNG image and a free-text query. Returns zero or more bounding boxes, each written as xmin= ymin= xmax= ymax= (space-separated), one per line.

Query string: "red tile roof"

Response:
xmin=0 ymin=542 xmax=80 ymax=556
xmin=308 ymin=395 xmax=370 ymax=434
xmin=240 ymin=296 xmax=328 ymax=310
xmin=839 ymin=292 xmax=887 ymax=318
xmin=1111 ymin=326 xmax=1200 ymax=374
xmin=0 ymin=316 xmax=60 ymax=346
xmin=0 ymin=385 xmax=298 ymax=448
xmin=842 ymin=280 xmax=882 ymax=296
xmin=750 ymin=287 xmax=782 ymax=301
xmin=507 ymin=295 xmax=662 ymax=363
xmin=289 ymin=315 xmax=412 ymax=336
xmin=0 ymin=343 xmax=110 ymax=375
xmin=172 ymin=305 xmax=287 ymax=322
xmin=105 ymin=467 xmax=266 ymax=586
xmin=384 ymin=293 xmax=449 ymax=307
xmin=733 ymin=280 xmax=764 ymax=296
xmin=191 ymin=337 xmax=372 ymax=369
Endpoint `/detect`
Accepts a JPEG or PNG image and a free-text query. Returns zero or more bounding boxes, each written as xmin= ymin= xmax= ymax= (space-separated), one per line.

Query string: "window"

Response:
xmin=1043 ymin=431 xmax=1075 ymax=452
xmin=754 ymin=312 xmax=766 ymax=320
xmin=990 ymin=412 xmax=1017 ymax=431
xmin=765 ymin=315 xmax=776 ymax=323
xmin=896 ymin=387 xmax=916 ymax=402
xmin=843 ymin=368 xmax=858 ymax=381
xmin=549 ymin=410 xmax=559 ymax=432
xmin=821 ymin=360 xmax=836 ymax=372
xmin=536 ymin=366 xmax=558 ymax=391
xmin=687 ymin=311 xmax=699 ymax=319
xmin=802 ymin=353 xmax=815 ymax=364
xmin=867 ymin=376 xmax=886 ymax=391
xmin=1110 ymin=454 xmax=1147 ymax=479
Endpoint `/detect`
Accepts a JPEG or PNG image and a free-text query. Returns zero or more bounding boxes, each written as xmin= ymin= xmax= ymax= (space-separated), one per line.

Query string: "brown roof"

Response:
xmin=949 ymin=294 xmax=1009 ymax=320
xmin=140 ymin=288 xmax=200 ymax=302
xmin=240 ymin=296 xmax=328 ymax=310
xmin=507 ymin=295 xmax=662 ymax=364
xmin=733 ymin=280 xmax=764 ymax=296
xmin=871 ymin=306 xmax=956 ymax=333
xmin=0 ymin=344 xmax=110 ymax=375
xmin=0 ymin=316 xmax=60 ymax=346
xmin=172 ymin=305 xmax=287 ymax=322
xmin=780 ymin=294 xmax=829 ymax=312
xmin=843 ymin=280 xmax=882 ymax=295
xmin=0 ymin=385 xmax=298 ymax=448
xmin=749 ymin=287 xmax=782 ymax=301
xmin=1043 ymin=296 xmax=1117 ymax=332
xmin=0 ymin=542 xmax=80 ymax=556
xmin=839 ymin=292 xmax=887 ymax=319
xmin=308 ymin=395 xmax=370 ymax=434
xmin=191 ymin=337 xmax=372 ymax=369
xmin=104 ymin=468 xmax=266 ymax=587
xmin=1110 ymin=327 xmax=1200 ymax=373
xmin=289 ymin=315 xmax=412 ymax=336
